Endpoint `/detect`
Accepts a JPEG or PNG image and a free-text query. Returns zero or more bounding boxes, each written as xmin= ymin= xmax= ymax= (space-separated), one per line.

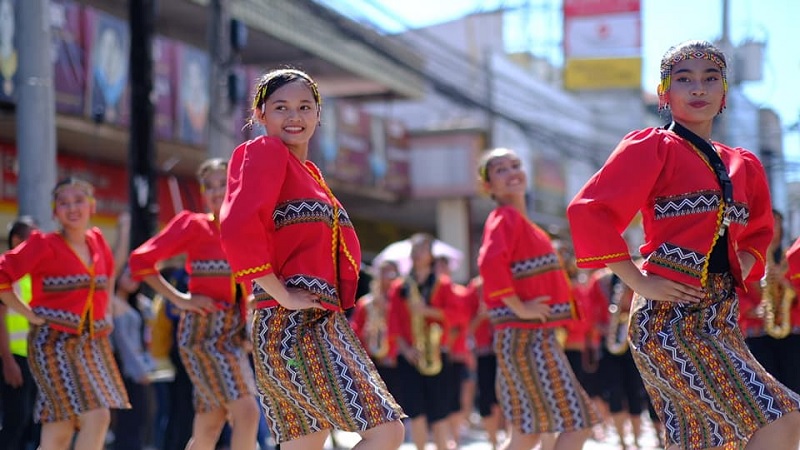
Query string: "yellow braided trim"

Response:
xmin=576 ymin=252 xmax=629 ymax=264
xmin=306 ymin=166 xmax=359 ymax=305
xmin=791 ymin=273 xmax=800 ymax=281
xmin=234 ymin=263 xmax=272 ymax=279
xmin=0 ymin=282 xmax=12 ymax=291
xmin=690 ymin=142 xmax=724 ymax=289
xmin=488 ymin=287 xmax=514 ymax=298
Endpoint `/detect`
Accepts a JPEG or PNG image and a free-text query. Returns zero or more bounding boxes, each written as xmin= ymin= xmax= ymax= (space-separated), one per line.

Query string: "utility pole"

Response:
xmin=716 ymin=0 xmax=733 ymax=144
xmin=208 ymin=0 xmax=235 ymax=158
xmin=16 ymin=0 xmax=57 ymax=231
xmin=128 ymin=0 xmax=158 ymax=249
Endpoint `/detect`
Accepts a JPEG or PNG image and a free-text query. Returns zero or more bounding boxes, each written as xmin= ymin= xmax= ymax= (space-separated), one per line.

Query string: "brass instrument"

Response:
xmin=761 ymin=264 xmax=796 ymax=339
xmin=605 ymin=278 xmax=630 ymax=355
xmin=408 ymin=280 xmax=443 ymax=376
xmin=365 ymin=294 xmax=390 ymax=359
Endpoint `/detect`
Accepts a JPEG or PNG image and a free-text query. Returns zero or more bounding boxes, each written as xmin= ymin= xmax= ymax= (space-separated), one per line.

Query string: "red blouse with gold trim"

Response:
xmin=781 ymin=238 xmax=800 ymax=328
xmin=387 ymin=273 xmax=462 ymax=350
xmin=563 ymin=283 xmax=593 ymax=348
xmin=477 ymin=205 xmax=576 ymax=330
xmin=0 ymin=228 xmax=114 ymax=336
xmin=464 ymin=279 xmax=493 ymax=355
xmin=129 ymin=211 xmax=244 ymax=314
xmin=219 ymin=136 xmax=361 ymax=311
xmin=568 ymin=128 xmax=773 ymax=288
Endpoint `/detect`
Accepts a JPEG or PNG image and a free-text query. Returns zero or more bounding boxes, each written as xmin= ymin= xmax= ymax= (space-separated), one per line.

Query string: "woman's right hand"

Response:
xmin=632 ymin=274 xmax=704 ymax=304
xmin=175 ymin=294 xmax=217 ymax=315
xmin=278 ymin=289 xmax=325 ymax=311
xmin=519 ymin=296 xmax=550 ymax=322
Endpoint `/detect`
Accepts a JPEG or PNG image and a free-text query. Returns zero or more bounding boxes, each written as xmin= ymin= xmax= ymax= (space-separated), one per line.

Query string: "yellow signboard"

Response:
xmin=564 ymin=57 xmax=642 ymax=90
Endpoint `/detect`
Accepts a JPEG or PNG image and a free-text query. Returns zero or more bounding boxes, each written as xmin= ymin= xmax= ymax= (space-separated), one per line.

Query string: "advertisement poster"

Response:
xmin=52 ymin=0 xmax=85 ymax=115
xmin=86 ymin=7 xmax=130 ymax=125
xmin=153 ymin=37 xmax=175 ymax=140
xmin=176 ymin=43 xmax=209 ymax=146
xmin=0 ymin=0 xmax=18 ymax=104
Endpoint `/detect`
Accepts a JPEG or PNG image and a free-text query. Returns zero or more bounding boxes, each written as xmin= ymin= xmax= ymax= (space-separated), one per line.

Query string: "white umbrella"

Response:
xmin=372 ymin=238 xmax=464 ymax=276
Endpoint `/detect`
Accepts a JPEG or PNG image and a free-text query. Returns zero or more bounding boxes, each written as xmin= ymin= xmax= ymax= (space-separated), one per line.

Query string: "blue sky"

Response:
xmin=324 ymin=0 xmax=800 ymax=178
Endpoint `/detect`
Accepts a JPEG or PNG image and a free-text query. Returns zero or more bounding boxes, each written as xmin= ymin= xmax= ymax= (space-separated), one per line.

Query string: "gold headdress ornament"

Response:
xmin=52 ymin=177 xmax=95 ymax=199
xmin=657 ymin=41 xmax=728 ymax=112
xmin=51 ymin=177 xmax=95 ymax=210
xmin=251 ymin=68 xmax=322 ymax=112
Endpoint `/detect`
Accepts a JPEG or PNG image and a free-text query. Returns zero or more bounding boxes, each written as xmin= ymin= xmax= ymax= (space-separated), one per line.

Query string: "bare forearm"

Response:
xmin=501 ymin=294 xmax=526 ymax=317
xmin=142 ymin=275 xmax=189 ymax=305
xmin=606 ymin=260 xmax=645 ymax=292
xmin=252 ymin=273 xmax=291 ymax=305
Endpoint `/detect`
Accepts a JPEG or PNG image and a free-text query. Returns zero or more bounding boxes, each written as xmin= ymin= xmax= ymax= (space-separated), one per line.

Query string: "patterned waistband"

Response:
xmin=488 ymin=302 xmax=573 ymax=327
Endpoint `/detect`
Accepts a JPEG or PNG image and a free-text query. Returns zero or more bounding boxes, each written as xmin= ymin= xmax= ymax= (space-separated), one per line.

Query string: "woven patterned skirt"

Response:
xmin=178 ymin=304 xmax=256 ymax=413
xmin=27 ymin=325 xmax=130 ymax=424
xmin=252 ymin=307 xmax=405 ymax=444
xmin=494 ymin=327 xmax=600 ymax=434
xmin=629 ymin=272 xmax=800 ymax=450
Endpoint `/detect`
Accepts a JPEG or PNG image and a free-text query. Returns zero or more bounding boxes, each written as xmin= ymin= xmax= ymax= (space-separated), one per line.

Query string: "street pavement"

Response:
xmin=322 ymin=414 xmax=665 ymax=449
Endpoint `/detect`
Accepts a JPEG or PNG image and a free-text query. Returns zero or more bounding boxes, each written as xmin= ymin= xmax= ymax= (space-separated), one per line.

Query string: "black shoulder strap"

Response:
xmin=665 ymin=121 xmax=733 ymax=206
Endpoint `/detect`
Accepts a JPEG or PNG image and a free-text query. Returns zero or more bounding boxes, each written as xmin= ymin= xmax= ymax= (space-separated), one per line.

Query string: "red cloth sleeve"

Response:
xmin=128 ymin=211 xmax=195 ymax=281
xmin=786 ymin=238 xmax=800 ymax=293
xmin=350 ymin=298 xmax=367 ymax=339
xmin=736 ymin=150 xmax=774 ymax=282
xmin=387 ymin=280 xmax=409 ymax=346
xmin=567 ymin=129 xmax=666 ymax=268
xmin=0 ymin=231 xmax=50 ymax=291
xmin=478 ymin=208 xmax=517 ymax=304
xmin=220 ymin=137 xmax=288 ymax=282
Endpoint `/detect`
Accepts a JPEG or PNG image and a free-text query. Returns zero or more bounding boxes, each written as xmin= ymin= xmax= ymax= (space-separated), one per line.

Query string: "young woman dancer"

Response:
xmin=568 ymin=40 xmax=800 ymax=449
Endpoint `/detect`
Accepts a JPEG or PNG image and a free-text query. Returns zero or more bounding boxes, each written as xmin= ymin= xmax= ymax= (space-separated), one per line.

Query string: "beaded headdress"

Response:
xmin=52 ymin=177 xmax=94 ymax=200
xmin=657 ymin=41 xmax=728 ymax=111
xmin=477 ymin=148 xmax=518 ymax=182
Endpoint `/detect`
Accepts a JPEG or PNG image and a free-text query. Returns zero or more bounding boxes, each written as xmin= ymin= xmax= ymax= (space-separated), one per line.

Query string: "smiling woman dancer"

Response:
xmin=568 ymin=40 xmax=800 ymax=450
xmin=0 ymin=177 xmax=130 ymax=450
xmin=219 ymin=68 xmax=405 ymax=450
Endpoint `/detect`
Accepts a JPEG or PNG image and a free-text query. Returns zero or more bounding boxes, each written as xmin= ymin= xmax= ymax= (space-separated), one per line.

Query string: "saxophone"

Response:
xmin=365 ymin=294 xmax=390 ymax=359
xmin=761 ymin=264 xmax=795 ymax=339
xmin=605 ymin=277 xmax=630 ymax=355
xmin=408 ymin=280 xmax=443 ymax=376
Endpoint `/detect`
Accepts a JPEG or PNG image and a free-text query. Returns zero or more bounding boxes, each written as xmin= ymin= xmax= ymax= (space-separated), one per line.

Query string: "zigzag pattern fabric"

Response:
xmin=648 ymin=243 xmax=706 ymax=278
xmin=177 ymin=304 xmax=256 ymax=413
xmin=629 ymin=273 xmax=800 ymax=449
xmin=190 ymin=259 xmax=232 ymax=277
xmin=42 ymin=273 xmax=108 ymax=292
xmin=488 ymin=303 xmax=574 ymax=326
xmin=510 ymin=253 xmax=561 ymax=279
xmin=494 ymin=327 xmax=600 ymax=434
xmin=33 ymin=306 xmax=113 ymax=335
xmin=252 ymin=307 xmax=405 ymax=444
xmin=654 ymin=191 xmax=720 ymax=219
xmin=27 ymin=325 xmax=129 ymax=423
xmin=273 ymin=199 xmax=354 ymax=230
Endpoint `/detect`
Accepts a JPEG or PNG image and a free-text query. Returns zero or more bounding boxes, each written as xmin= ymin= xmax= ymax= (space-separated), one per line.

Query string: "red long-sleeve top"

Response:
xmin=129 ymin=211 xmax=245 ymax=316
xmin=563 ymin=283 xmax=593 ymax=348
xmin=350 ymin=293 xmax=397 ymax=360
xmin=568 ymin=128 xmax=773 ymax=289
xmin=477 ymin=205 xmax=576 ymax=329
xmin=387 ymin=273 xmax=463 ymax=351
xmin=219 ymin=136 xmax=361 ymax=311
xmin=463 ymin=279 xmax=493 ymax=355
xmin=0 ymin=228 xmax=114 ymax=336
xmin=448 ymin=282 xmax=471 ymax=360
xmin=781 ymin=238 xmax=800 ymax=327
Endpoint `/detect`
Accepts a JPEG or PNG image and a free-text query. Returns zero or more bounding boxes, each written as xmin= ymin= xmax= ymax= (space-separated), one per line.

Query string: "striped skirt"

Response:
xmin=252 ymin=307 xmax=406 ymax=444
xmin=494 ymin=327 xmax=600 ymax=434
xmin=629 ymin=273 xmax=800 ymax=450
xmin=178 ymin=304 xmax=256 ymax=413
xmin=27 ymin=325 xmax=130 ymax=424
